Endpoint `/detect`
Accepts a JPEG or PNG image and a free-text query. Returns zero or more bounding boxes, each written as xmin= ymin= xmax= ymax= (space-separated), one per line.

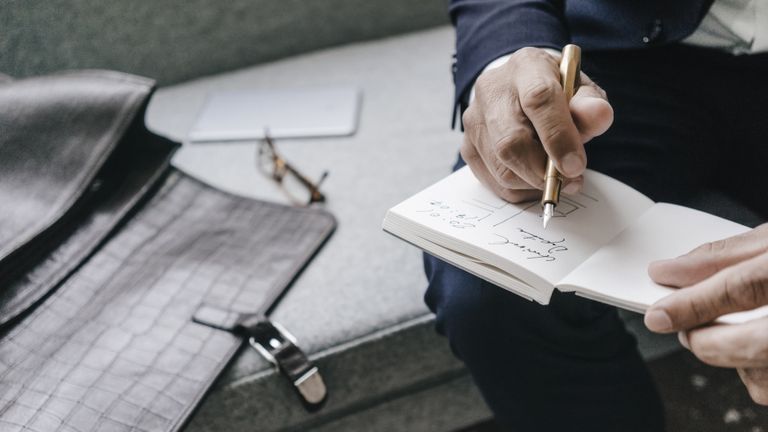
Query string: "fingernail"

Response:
xmin=562 ymin=181 xmax=581 ymax=194
xmin=560 ymin=153 xmax=584 ymax=177
xmin=678 ymin=331 xmax=690 ymax=350
xmin=644 ymin=309 xmax=673 ymax=332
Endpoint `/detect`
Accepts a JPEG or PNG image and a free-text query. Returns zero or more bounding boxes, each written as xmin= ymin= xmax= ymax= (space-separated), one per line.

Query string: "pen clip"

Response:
xmin=559 ymin=44 xmax=581 ymax=101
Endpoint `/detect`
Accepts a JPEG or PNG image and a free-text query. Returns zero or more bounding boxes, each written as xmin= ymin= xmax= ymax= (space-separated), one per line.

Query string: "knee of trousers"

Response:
xmin=422 ymin=253 xmax=525 ymax=360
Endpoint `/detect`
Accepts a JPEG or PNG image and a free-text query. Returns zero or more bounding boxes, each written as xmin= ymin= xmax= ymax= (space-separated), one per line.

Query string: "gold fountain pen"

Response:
xmin=542 ymin=44 xmax=581 ymax=229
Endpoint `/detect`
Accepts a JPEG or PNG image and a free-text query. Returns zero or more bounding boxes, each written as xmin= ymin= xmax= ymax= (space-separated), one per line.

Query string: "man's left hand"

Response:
xmin=644 ymin=224 xmax=768 ymax=405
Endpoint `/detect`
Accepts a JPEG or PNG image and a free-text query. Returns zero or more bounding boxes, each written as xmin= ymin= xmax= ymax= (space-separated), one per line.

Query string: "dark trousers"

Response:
xmin=425 ymin=45 xmax=768 ymax=431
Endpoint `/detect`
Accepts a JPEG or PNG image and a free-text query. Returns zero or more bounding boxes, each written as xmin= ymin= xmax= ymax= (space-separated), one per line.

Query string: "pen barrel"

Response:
xmin=542 ymin=159 xmax=562 ymax=205
xmin=541 ymin=44 xmax=581 ymax=209
xmin=560 ymin=44 xmax=581 ymax=100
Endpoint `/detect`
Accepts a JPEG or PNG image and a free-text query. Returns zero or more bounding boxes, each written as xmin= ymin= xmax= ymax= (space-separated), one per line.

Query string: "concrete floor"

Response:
xmin=460 ymin=350 xmax=768 ymax=431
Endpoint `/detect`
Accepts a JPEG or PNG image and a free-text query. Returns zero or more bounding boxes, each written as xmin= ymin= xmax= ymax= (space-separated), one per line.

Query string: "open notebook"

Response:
xmin=383 ymin=167 xmax=768 ymax=324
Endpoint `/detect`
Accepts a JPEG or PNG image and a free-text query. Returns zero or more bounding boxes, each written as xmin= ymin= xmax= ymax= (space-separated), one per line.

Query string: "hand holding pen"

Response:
xmin=542 ymin=44 xmax=581 ymax=228
xmin=460 ymin=46 xmax=613 ymax=222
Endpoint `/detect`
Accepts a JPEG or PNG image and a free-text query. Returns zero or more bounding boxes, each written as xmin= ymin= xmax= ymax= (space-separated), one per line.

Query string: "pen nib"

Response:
xmin=542 ymin=203 xmax=554 ymax=229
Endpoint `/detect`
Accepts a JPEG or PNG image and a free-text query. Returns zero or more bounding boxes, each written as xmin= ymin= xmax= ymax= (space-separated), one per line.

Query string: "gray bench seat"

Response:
xmin=147 ymin=24 xmax=690 ymax=430
xmin=147 ymin=27 xmax=493 ymax=431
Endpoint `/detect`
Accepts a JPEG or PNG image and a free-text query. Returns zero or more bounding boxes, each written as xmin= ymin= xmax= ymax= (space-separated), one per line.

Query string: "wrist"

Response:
xmin=469 ymin=48 xmax=562 ymax=103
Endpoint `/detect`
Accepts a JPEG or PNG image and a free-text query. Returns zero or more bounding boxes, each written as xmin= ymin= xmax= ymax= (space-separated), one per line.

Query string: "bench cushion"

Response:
xmin=1 ymin=0 xmax=448 ymax=85
xmin=147 ymin=27 xmax=493 ymax=431
xmin=146 ymin=24 xmax=720 ymax=431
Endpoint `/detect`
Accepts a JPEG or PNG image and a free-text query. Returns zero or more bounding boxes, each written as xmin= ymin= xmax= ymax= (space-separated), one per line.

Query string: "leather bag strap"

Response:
xmin=192 ymin=304 xmax=327 ymax=410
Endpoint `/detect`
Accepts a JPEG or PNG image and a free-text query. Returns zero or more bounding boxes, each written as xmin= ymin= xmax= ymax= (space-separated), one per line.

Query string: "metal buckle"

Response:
xmin=292 ymin=366 xmax=326 ymax=406
xmin=247 ymin=321 xmax=327 ymax=407
xmin=248 ymin=321 xmax=296 ymax=368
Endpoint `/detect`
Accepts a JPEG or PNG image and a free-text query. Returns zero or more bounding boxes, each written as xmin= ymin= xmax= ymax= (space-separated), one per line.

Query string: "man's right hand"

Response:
xmin=461 ymin=47 xmax=614 ymax=202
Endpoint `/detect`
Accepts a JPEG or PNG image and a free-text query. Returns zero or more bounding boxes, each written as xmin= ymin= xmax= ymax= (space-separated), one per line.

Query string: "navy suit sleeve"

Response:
xmin=451 ymin=0 xmax=570 ymax=124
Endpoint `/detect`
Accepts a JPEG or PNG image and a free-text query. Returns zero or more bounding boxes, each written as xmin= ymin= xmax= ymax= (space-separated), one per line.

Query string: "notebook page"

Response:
xmin=385 ymin=167 xmax=654 ymax=290
xmin=558 ymin=203 xmax=751 ymax=314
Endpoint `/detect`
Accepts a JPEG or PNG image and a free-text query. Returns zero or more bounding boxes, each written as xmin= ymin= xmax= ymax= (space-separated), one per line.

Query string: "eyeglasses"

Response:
xmin=256 ymin=134 xmax=328 ymax=205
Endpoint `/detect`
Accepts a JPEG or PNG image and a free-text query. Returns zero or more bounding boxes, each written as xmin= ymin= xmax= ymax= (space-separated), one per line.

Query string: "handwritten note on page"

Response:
xmin=386 ymin=167 xmax=654 ymax=291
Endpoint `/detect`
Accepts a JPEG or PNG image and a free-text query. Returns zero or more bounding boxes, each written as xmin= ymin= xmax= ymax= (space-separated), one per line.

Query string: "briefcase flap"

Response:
xmin=0 ymin=71 xmax=178 ymax=327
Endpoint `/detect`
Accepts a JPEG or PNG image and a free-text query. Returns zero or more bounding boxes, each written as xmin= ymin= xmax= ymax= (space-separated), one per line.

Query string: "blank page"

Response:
xmin=558 ymin=203 xmax=750 ymax=314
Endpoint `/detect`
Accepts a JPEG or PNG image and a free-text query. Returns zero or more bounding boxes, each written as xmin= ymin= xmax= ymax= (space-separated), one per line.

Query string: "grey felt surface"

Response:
xmin=4 ymin=3 xmax=695 ymax=425
xmin=148 ymin=27 xmax=488 ymax=431
xmin=186 ymin=316 xmax=483 ymax=431
xmin=147 ymin=28 xmax=463 ymax=382
xmin=306 ymin=374 xmax=491 ymax=432
xmin=146 ymin=26 xmax=685 ymax=431
xmin=1 ymin=0 xmax=448 ymax=85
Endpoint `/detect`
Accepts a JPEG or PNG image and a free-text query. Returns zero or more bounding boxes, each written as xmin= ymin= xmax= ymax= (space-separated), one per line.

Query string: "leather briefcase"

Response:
xmin=0 ymin=71 xmax=335 ymax=431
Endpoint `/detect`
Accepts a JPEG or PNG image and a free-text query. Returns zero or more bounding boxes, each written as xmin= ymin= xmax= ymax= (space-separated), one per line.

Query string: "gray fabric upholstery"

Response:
xmin=5 ymin=0 xmax=701 ymax=425
xmin=148 ymin=26 xmax=464 ymax=378
xmin=147 ymin=26 xmax=684 ymax=431
xmin=1 ymin=0 xmax=448 ymax=85
xmin=307 ymin=375 xmax=491 ymax=432
xmin=147 ymin=27 xmax=492 ymax=431
xmin=188 ymin=317 xmax=490 ymax=431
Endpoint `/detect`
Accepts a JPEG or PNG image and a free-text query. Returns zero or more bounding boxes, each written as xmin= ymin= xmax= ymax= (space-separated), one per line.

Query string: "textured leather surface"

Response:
xmin=0 ymin=71 xmax=153 ymax=260
xmin=0 ymin=123 xmax=177 ymax=329
xmin=0 ymin=71 xmax=169 ymax=327
xmin=0 ymin=71 xmax=336 ymax=431
xmin=0 ymin=172 xmax=335 ymax=431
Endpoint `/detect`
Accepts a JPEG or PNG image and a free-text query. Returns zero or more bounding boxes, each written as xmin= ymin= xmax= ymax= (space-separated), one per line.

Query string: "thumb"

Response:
xmin=645 ymin=252 xmax=768 ymax=332
xmin=570 ymin=74 xmax=613 ymax=143
xmin=649 ymin=225 xmax=768 ymax=288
